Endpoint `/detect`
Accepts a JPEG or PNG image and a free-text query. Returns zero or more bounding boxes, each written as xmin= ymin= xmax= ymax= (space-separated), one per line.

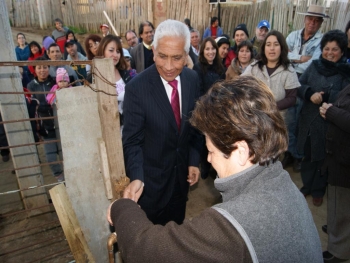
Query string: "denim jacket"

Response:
xmin=203 ymin=26 xmax=223 ymax=39
xmin=286 ymin=29 xmax=323 ymax=74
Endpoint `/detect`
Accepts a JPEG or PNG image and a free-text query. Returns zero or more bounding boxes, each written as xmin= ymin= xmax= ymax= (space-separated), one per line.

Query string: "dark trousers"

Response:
xmin=300 ymin=135 xmax=327 ymax=198
xmin=0 ymin=114 xmax=10 ymax=157
xmin=142 ymin=176 xmax=187 ymax=226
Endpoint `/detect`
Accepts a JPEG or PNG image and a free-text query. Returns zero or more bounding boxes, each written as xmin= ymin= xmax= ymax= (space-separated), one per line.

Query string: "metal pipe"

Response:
xmin=108 ymin=232 xmax=118 ymax=263
xmin=0 ymin=60 xmax=93 ymax=67
xmin=0 ymin=160 xmax=63 ymax=174
xmin=0 ymin=204 xmax=53 ymax=218
xmin=0 ymin=181 xmax=64 ymax=195
xmin=0 ymin=116 xmax=56 ymax=125
xmin=0 ymin=91 xmax=55 ymax=94
xmin=0 ymin=139 xmax=61 ymax=150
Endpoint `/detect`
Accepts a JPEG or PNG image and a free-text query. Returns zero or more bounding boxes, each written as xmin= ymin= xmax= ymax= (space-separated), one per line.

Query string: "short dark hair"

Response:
xmin=199 ymin=37 xmax=225 ymax=75
xmin=237 ymin=40 xmax=254 ymax=61
xmin=184 ymin=18 xmax=191 ymax=27
xmin=33 ymin=56 xmax=49 ymax=70
xmin=258 ymin=30 xmax=290 ymax=70
xmin=320 ymin=29 xmax=348 ymax=55
xmin=84 ymin=34 xmax=102 ymax=60
xmin=125 ymin=30 xmax=137 ymax=38
xmin=48 ymin=43 xmax=60 ymax=53
xmin=211 ymin=17 xmax=218 ymax=25
xmin=54 ymin=18 xmax=63 ymax=25
xmin=97 ymin=35 xmax=127 ymax=71
xmin=139 ymin=21 xmax=154 ymax=36
xmin=190 ymin=76 xmax=287 ymax=165
xmin=28 ymin=41 xmax=42 ymax=57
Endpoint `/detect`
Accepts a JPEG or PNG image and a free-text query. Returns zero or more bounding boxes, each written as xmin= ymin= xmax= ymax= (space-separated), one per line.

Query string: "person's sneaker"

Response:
xmin=293 ymin=158 xmax=302 ymax=173
xmin=281 ymin=152 xmax=294 ymax=168
xmin=55 ymin=173 xmax=65 ymax=182
xmin=313 ymin=197 xmax=323 ymax=207
xmin=322 ymin=225 xmax=328 ymax=234
xmin=2 ymin=155 xmax=10 ymax=162
xmin=323 ymin=251 xmax=348 ymax=262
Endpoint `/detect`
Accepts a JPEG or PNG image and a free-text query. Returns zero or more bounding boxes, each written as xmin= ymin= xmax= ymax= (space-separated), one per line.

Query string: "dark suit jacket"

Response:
xmin=122 ymin=64 xmax=202 ymax=211
xmin=130 ymin=43 xmax=145 ymax=73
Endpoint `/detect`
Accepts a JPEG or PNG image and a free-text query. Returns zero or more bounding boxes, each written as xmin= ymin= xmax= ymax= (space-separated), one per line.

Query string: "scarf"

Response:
xmin=313 ymin=55 xmax=350 ymax=82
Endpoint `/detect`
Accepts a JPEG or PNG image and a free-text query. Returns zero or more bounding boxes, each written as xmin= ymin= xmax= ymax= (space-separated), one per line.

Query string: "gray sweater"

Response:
xmin=213 ymin=162 xmax=323 ymax=263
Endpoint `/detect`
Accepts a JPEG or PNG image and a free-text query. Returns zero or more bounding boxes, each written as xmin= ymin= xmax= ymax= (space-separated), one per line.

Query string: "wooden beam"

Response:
xmin=93 ymin=58 xmax=126 ymax=200
xmin=49 ymin=184 xmax=95 ymax=262
xmin=0 ymin=0 xmax=49 ymax=216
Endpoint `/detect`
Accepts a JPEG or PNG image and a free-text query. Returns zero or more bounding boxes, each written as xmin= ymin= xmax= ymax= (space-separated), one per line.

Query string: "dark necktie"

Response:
xmin=168 ymin=80 xmax=181 ymax=131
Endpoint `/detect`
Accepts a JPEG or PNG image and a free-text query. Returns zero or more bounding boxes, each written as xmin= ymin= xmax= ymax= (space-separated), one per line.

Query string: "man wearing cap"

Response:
xmin=229 ymin=24 xmax=250 ymax=61
xmin=203 ymin=17 xmax=223 ymax=40
xmin=130 ymin=21 xmax=155 ymax=73
xmin=251 ymin=20 xmax=271 ymax=57
xmin=65 ymin=40 xmax=89 ymax=79
xmin=283 ymin=5 xmax=328 ymax=172
xmin=100 ymin=24 xmax=110 ymax=37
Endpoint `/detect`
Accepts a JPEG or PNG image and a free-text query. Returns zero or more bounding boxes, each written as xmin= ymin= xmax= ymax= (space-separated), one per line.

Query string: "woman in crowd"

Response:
xmin=215 ymin=36 xmax=231 ymax=68
xmin=28 ymin=41 xmax=45 ymax=76
xmin=96 ymin=35 xmax=136 ymax=126
xmin=27 ymin=56 xmax=64 ymax=182
xmin=85 ymin=34 xmax=102 ymax=60
xmin=193 ymin=37 xmax=225 ymax=179
xmin=107 ymin=76 xmax=322 ymax=263
xmin=297 ymin=30 xmax=350 ymax=207
xmin=51 ymin=18 xmax=68 ymax=40
xmin=242 ymin=30 xmax=299 ymax=117
xmin=320 ymin=84 xmax=350 ymax=262
xmin=226 ymin=40 xmax=255 ymax=80
xmin=63 ymin=30 xmax=86 ymax=59
xmin=15 ymin=33 xmax=31 ymax=86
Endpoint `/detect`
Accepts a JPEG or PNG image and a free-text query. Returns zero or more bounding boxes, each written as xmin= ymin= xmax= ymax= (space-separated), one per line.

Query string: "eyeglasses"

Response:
xmin=126 ymin=36 xmax=137 ymax=42
xmin=89 ymin=41 xmax=99 ymax=49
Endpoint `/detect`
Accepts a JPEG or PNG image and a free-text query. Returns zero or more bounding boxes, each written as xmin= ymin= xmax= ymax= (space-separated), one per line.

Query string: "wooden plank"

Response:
xmin=56 ymin=85 xmax=111 ymax=262
xmin=0 ymin=0 xmax=49 ymax=216
xmin=93 ymin=58 xmax=126 ymax=197
xmin=50 ymin=184 xmax=95 ymax=262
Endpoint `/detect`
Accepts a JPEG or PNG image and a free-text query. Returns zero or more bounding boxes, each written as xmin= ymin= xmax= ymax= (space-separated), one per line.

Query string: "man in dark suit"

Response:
xmin=122 ymin=19 xmax=201 ymax=225
xmin=130 ymin=21 xmax=155 ymax=73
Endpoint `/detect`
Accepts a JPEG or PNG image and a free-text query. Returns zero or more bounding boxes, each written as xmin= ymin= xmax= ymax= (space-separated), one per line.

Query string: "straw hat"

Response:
xmin=297 ymin=5 xmax=330 ymax=18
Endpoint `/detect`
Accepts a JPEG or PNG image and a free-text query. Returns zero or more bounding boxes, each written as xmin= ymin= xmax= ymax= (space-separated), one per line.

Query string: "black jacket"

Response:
xmin=193 ymin=62 xmax=225 ymax=96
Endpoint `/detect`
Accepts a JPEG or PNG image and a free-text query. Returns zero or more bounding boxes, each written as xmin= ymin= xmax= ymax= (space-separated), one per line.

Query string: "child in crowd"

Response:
xmin=46 ymin=68 xmax=71 ymax=105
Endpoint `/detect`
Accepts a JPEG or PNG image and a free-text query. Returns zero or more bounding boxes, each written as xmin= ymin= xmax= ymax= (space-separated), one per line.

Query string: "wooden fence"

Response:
xmin=6 ymin=0 xmax=350 ymax=37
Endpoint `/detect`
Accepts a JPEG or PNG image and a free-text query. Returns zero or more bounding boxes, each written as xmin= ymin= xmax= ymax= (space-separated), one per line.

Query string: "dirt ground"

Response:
xmin=1 ymin=27 xmax=346 ymax=263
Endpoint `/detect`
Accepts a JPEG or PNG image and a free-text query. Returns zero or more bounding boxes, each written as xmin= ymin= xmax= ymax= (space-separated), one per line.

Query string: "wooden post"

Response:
xmin=0 ymin=0 xmax=49 ymax=215
xmin=49 ymin=184 xmax=95 ymax=262
xmin=93 ymin=58 xmax=126 ymax=199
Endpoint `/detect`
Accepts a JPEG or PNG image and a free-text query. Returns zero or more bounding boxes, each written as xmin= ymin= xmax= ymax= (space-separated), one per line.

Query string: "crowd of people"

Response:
xmin=1 ymin=4 xmax=350 ymax=262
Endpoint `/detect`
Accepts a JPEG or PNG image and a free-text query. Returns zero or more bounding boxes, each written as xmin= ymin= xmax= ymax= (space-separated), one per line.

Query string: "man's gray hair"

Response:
xmin=190 ymin=28 xmax=200 ymax=38
xmin=153 ymin=19 xmax=190 ymax=52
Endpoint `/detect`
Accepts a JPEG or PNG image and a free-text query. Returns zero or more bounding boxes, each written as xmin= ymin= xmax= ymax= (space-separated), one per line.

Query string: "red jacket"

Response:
xmin=225 ymin=49 xmax=236 ymax=68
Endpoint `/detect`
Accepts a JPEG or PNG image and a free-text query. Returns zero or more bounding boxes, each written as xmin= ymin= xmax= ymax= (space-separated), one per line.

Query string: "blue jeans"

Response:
xmin=43 ymin=137 xmax=63 ymax=177
xmin=285 ymin=98 xmax=304 ymax=159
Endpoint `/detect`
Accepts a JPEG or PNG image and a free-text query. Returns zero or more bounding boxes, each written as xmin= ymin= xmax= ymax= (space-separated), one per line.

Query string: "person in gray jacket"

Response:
xmin=107 ymin=76 xmax=322 ymax=263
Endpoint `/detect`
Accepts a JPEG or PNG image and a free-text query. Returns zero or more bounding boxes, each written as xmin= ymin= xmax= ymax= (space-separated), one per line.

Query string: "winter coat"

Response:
xmin=193 ymin=62 xmax=225 ymax=96
xmin=297 ymin=56 xmax=350 ymax=161
xmin=27 ymin=77 xmax=56 ymax=138
xmin=323 ymin=84 xmax=350 ymax=188
xmin=226 ymin=57 xmax=255 ymax=80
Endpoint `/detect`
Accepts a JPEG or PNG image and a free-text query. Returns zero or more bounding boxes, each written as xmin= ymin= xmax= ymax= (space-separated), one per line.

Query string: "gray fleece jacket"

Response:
xmin=213 ymin=162 xmax=322 ymax=263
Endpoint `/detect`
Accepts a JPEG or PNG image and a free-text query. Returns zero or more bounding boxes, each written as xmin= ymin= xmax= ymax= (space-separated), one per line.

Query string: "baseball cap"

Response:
xmin=100 ymin=24 xmax=109 ymax=29
xmin=123 ymin=48 xmax=132 ymax=58
xmin=257 ymin=20 xmax=271 ymax=30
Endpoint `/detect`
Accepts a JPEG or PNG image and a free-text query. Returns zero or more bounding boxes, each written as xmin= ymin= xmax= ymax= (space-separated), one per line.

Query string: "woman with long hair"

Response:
xmin=63 ymin=30 xmax=86 ymax=59
xmin=193 ymin=37 xmax=226 ymax=179
xmin=96 ymin=35 xmax=136 ymax=126
xmin=226 ymin=40 xmax=255 ymax=80
xmin=193 ymin=37 xmax=226 ymax=96
xmin=84 ymin=34 xmax=102 ymax=60
xmin=242 ymin=30 xmax=299 ymax=117
xmin=28 ymin=41 xmax=45 ymax=76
